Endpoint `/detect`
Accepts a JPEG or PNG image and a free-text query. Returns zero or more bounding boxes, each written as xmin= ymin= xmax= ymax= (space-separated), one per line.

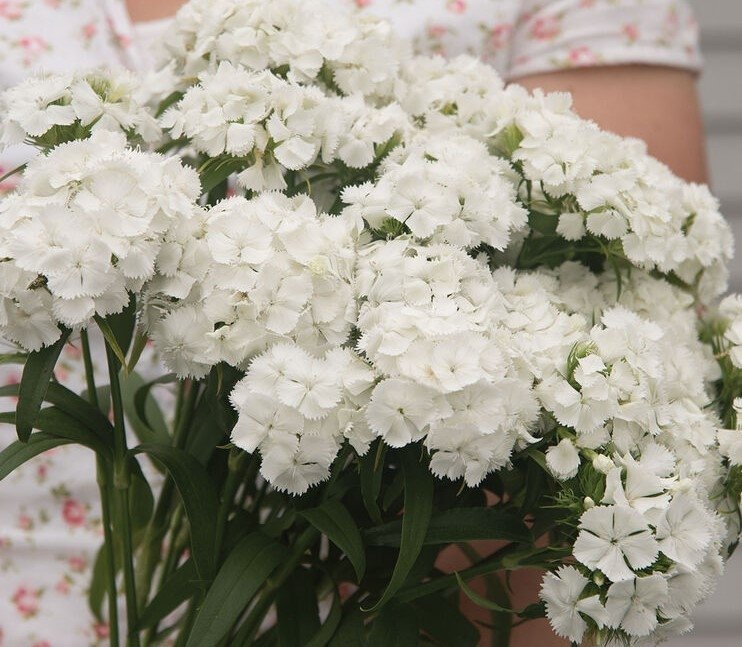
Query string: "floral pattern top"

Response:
xmin=0 ymin=0 xmax=700 ymax=645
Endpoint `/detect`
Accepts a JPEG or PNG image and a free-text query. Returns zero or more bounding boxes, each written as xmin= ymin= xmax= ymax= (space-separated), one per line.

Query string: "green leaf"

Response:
xmin=127 ymin=330 xmax=149 ymax=374
xmin=0 ymin=381 xmax=113 ymax=445
xmin=16 ymin=328 xmax=70 ymax=441
xmin=0 ymin=352 xmax=27 ymax=365
xmin=121 ymin=372 xmax=172 ymax=446
xmin=199 ymin=155 xmax=249 ymax=193
xmin=131 ymin=444 xmax=219 ymax=581
xmin=454 ymin=573 xmax=545 ymax=620
xmin=185 ymin=532 xmax=288 ymax=647
xmin=138 ymin=560 xmax=199 ymax=630
xmin=88 ymin=545 xmax=110 ymax=623
xmin=367 ymin=603 xmax=419 ymax=647
xmin=305 ymin=590 xmax=342 ymax=647
xmin=129 ymin=459 xmax=154 ymax=541
xmin=0 ymin=408 xmax=112 ymax=458
xmin=276 ymin=568 xmax=321 ymax=646
xmin=359 ymin=441 xmax=385 ymax=524
xmin=364 ymin=507 xmax=531 ymax=547
xmin=412 ymin=595 xmax=479 ymax=647
xmin=103 ymin=295 xmax=136 ymax=358
xmin=364 ymin=448 xmax=433 ymax=612
xmin=300 ymin=500 xmax=366 ymax=582
xmin=328 ymin=608 xmax=365 ymax=647
xmin=0 ymin=432 xmax=71 ymax=480
xmin=95 ymin=317 xmax=129 ymax=370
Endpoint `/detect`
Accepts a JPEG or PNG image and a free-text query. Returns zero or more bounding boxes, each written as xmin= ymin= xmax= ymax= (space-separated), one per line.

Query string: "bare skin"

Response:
xmin=514 ymin=65 xmax=709 ymax=184
xmin=124 ymin=0 xmax=187 ymax=23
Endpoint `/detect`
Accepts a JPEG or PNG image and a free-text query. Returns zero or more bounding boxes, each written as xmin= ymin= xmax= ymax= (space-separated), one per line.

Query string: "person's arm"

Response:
xmin=125 ymin=0 xmax=186 ymax=22
xmin=512 ymin=64 xmax=708 ymax=184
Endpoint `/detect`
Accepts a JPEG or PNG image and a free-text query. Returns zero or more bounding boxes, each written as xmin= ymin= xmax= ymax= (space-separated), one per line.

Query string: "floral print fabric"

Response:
xmin=0 ymin=0 xmax=700 ymax=645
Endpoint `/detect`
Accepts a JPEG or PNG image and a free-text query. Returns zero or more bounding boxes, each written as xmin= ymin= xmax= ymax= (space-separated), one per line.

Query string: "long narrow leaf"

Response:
xmin=138 ymin=560 xmax=199 ymax=630
xmin=131 ymin=444 xmax=219 ymax=581
xmin=276 ymin=568 xmax=321 ymax=646
xmin=301 ymin=500 xmax=366 ymax=582
xmin=364 ymin=507 xmax=531 ymax=547
xmin=1 ymin=408 xmax=111 ymax=458
xmin=367 ymin=604 xmax=418 ymax=646
xmin=0 ymin=432 xmax=71 ymax=480
xmin=364 ymin=448 xmax=433 ymax=612
xmin=305 ymin=590 xmax=342 ymax=647
xmin=16 ymin=328 xmax=70 ymax=441
xmin=185 ymin=532 xmax=287 ymax=647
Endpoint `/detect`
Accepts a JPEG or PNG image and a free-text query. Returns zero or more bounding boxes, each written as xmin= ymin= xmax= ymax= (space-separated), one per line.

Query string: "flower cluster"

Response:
xmin=0 ymin=69 xmax=160 ymax=150
xmin=161 ymin=0 xmax=407 ymax=97
xmin=146 ymin=192 xmax=359 ymax=378
xmin=0 ymin=131 xmax=200 ymax=349
xmin=161 ymin=61 xmax=410 ymax=192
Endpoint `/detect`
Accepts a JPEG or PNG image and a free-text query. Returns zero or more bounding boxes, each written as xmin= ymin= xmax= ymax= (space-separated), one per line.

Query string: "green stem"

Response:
xmin=105 ymin=342 xmax=140 ymax=647
xmin=214 ymin=449 xmax=248 ymax=559
xmin=137 ymin=380 xmax=199 ymax=614
xmin=82 ymin=330 xmax=120 ymax=647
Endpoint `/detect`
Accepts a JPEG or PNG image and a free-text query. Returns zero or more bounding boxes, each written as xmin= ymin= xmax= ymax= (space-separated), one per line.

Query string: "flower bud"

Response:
xmin=583 ymin=496 xmax=595 ymax=509
xmin=592 ymin=454 xmax=614 ymax=475
xmin=592 ymin=571 xmax=605 ymax=586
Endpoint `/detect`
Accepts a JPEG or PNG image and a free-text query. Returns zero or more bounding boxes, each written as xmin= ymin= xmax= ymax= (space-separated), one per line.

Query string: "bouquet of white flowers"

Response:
xmin=1 ymin=0 xmax=740 ymax=645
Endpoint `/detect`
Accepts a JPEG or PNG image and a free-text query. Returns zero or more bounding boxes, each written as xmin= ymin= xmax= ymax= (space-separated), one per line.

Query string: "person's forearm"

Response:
xmin=512 ymin=65 xmax=708 ymax=184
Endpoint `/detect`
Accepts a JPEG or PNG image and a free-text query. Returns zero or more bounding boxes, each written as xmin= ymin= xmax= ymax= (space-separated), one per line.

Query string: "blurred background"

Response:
xmin=696 ymin=0 xmax=742 ymax=294
xmin=673 ymin=4 xmax=742 ymax=645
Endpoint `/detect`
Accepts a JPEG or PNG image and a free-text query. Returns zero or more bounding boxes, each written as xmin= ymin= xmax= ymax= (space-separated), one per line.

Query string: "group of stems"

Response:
xmin=81 ymin=330 xmax=140 ymax=646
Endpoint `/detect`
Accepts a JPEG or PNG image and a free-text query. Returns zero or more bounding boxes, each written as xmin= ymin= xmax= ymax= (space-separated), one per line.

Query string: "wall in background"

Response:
xmin=694 ymin=0 xmax=742 ymax=292
xmin=672 ymin=6 xmax=742 ymax=645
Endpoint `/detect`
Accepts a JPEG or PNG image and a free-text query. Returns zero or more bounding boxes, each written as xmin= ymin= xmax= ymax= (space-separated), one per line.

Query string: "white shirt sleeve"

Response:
xmin=506 ymin=0 xmax=701 ymax=80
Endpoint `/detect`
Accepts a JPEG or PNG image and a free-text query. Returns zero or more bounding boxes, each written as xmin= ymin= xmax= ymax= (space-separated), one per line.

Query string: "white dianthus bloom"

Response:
xmin=365 ymin=379 xmax=440 ymax=447
xmin=545 ymin=438 xmax=580 ymax=480
xmin=605 ymin=574 xmax=668 ymax=637
xmin=540 ymin=566 xmax=607 ymax=643
xmin=0 ymin=131 xmax=200 ymax=348
xmin=573 ymin=505 xmax=659 ymax=582
xmin=654 ymin=493 xmax=714 ymax=569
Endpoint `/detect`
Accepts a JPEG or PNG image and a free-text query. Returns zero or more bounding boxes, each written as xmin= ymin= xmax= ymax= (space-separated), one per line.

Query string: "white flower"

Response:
xmin=573 ymin=505 xmax=659 ymax=581
xmin=605 ymin=574 xmax=668 ymax=636
xmin=540 ymin=566 xmax=607 ymax=643
xmin=655 ymin=493 xmax=714 ymax=568
xmin=365 ymin=379 xmax=440 ymax=447
xmin=546 ymin=438 xmax=581 ymax=480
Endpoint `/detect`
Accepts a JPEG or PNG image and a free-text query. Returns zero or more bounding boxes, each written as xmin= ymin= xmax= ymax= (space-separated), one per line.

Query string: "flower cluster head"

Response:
xmin=161 ymin=61 xmax=411 ymax=192
xmin=0 ymin=69 xmax=161 ymax=150
xmin=161 ymin=0 xmax=408 ymax=97
xmin=0 ymin=131 xmax=201 ymax=349
xmin=146 ymin=192 xmax=359 ymax=379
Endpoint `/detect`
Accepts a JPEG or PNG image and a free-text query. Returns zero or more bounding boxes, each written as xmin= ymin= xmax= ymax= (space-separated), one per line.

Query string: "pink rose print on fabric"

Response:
xmin=93 ymin=623 xmax=110 ymax=640
xmin=62 ymin=498 xmax=87 ymax=528
xmin=55 ymin=577 xmax=71 ymax=595
xmin=623 ymin=23 xmax=639 ymax=43
xmin=530 ymin=15 xmax=561 ymax=41
xmin=489 ymin=23 xmax=512 ymax=51
xmin=354 ymin=0 xmax=373 ymax=6
xmin=568 ymin=45 xmax=598 ymax=66
xmin=69 ymin=555 xmax=87 ymax=572
xmin=32 ymin=641 xmax=51 ymax=647
xmin=12 ymin=586 xmax=42 ymax=618
xmin=18 ymin=512 xmax=34 ymax=531
xmin=446 ymin=0 xmax=467 ymax=14
xmin=15 ymin=35 xmax=50 ymax=66
xmin=0 ymin=1 xmax=23 ymax=20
